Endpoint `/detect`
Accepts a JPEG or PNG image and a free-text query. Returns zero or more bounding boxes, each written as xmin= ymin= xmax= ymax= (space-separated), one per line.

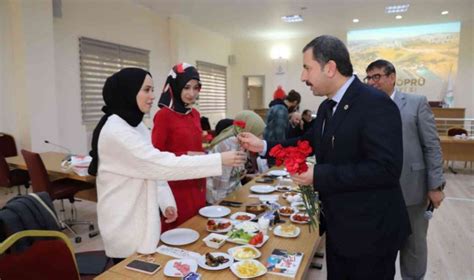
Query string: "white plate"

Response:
xmin=164 ymin=259 xmax=197 ymax=277
xmin=267 ymin=170 xmax=289 ymax=177
xmin=228 ymin=245 xmax=261 ymax=261
xmin=273 ymin=224 xmax=301 ymax=238
xmin=290 ymin=213 xmax=310 ymax=224
xmin=197 ymin=252 xmax=234 ymax=270
xmin=234 ymin=221 xmax=260 ymax=233
xmin=199 ymin=206 xmax=231 ymax=218
xmin=230 ymin=212 xmax=256 ymax=221
xmin=250 ymin=184 xmax=275 ymax=194
xmin=230 ymin=259 xmax=267 ymax=279
xmin=161 ymin=228 xmax=199 ymax=246
xmin=206 ymin=218 xmax=233 ymax=233
xmin=227 ymin=234 xmax=269 ymax=248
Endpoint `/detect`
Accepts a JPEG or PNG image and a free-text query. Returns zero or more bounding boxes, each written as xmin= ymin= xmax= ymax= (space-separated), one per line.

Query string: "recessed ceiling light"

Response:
xmin=395 ymin=15 xmax=403 ymax=19
xmin=281 ymin=14 xmax=303 ymax=23
xmin=441 ymin=10 xmax=449 ymax=15
xmin=385 ymin=4 xmax=410 ymax=14
xmin=353 ymin=18 xmax=359 ymax=23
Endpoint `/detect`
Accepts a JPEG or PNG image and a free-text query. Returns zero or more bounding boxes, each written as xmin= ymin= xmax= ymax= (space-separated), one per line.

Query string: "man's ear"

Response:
xmin=324 ymin=60 xmax=337 ymax=78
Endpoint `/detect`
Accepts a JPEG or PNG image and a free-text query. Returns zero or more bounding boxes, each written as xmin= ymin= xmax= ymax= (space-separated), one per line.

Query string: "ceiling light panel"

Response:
xmin=385 ymin=4 xmax=410 ymax=14
xmin=281 ymin=15 xmax=303 ymax=23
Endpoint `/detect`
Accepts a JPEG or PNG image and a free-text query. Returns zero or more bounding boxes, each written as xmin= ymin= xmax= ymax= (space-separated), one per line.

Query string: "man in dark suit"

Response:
xmin=239 ymin=35 xmax=411 ymax=279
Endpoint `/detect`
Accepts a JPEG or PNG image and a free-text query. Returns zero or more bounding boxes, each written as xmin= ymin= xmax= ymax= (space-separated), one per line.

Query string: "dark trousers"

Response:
xmin=326 ymin=241 xmax=398 ymax=280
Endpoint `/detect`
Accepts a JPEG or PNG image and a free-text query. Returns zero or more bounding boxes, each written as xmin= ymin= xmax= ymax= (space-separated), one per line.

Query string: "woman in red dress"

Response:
xmin=152 ymin=63 xmax=205 ymax=232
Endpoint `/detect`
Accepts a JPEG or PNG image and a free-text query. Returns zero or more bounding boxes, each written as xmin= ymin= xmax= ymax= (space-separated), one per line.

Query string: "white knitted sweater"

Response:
xmin=97 ymin=115 xmax=222 ymax=257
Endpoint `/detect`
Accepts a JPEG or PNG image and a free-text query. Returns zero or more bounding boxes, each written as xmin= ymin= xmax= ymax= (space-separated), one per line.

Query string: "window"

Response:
xmin=79 ymin=37 xmax=150 ymax=125
xmin=196 ymin=61 xmax=227 ymax=114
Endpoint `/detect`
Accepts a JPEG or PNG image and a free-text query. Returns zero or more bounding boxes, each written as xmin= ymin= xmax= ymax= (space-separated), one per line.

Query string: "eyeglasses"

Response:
xmin=363 ymin=73 xmax=389 ymax=82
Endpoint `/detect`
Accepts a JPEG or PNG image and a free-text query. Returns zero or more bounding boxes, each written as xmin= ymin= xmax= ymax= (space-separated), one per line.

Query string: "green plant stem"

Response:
xmin=297 ymin=185 xmax=319 ymax=233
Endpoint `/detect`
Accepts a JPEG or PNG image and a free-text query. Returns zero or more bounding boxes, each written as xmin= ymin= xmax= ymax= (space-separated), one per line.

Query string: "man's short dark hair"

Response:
xmin=302 ymin=109 xmax=312 ymax=116
xmin=366 ymin=59 xmax=396 ymax=75
xmin=285 ymin=89 xmax=301 ymax=104
xmin=302 ymin=35 xmax=353 ymax=77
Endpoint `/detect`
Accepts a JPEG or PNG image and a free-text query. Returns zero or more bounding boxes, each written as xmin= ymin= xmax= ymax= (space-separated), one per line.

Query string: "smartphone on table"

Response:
xmin=125 ymin=260 xmax=161 ymax=275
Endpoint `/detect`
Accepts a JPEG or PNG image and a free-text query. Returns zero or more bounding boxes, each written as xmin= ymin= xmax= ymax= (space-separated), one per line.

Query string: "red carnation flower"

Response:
xmin=233 ymin=120 xmax=246 ymax=129
xmin=268 ymin=140 xmax=313 ymax=175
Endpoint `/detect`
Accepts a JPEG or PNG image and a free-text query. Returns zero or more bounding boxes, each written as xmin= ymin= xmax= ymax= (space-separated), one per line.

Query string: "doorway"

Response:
xmin=243 ymin=75 xmax=265 ymax=110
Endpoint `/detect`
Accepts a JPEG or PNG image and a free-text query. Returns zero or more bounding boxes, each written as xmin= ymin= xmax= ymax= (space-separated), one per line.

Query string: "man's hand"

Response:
xmin=237 ymin=132 xmax=264 ymax=153
xmin=221 ymin=151 xmax=247 ymax=167
xmin=164 ymin=206 xmax=178 ymax=223
xmin=427 ymin=189 xmax=445 ymax=209
xmin=291 ymin=165 xmax=314 ymax=186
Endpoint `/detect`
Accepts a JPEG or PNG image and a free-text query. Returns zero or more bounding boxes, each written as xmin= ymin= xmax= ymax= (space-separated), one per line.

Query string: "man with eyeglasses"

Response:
xmin=366 ymin=59 xmax=446 ymax=280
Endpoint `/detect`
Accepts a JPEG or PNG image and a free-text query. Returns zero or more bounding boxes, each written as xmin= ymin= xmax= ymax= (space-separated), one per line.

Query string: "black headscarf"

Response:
xmin=88 ymin=68 xmax=151 ymax=176
xmin=215 ymin=118 xmax=234 ymax=136
xmin=158 ymin=63 xmax=201 ymax=114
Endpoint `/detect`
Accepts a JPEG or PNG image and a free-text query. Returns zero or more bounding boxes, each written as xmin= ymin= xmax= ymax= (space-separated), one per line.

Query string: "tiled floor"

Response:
xmin=1 ymin=163 xmax=473 ymax=279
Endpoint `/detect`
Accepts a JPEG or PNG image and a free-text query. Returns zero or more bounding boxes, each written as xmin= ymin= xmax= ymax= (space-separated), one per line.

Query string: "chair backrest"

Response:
xmin=0 ymin=230 xmax=80 ymax=280
xmin=0 ymin=155 xmax=11 ymax=186
xmin=447 ymin=127 xmax=468 ymax=137
xmin=21 ymin=150 xmax=51 ymax=193
xmin=0 ymin=133 xmax=18 ymax=158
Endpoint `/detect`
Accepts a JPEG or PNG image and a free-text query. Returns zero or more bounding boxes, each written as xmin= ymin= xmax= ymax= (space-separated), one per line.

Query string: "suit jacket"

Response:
xmin=269 ymin=77 xmax=411 ymax=257
xmin=393 ymin=90 xmax=445 ymax=206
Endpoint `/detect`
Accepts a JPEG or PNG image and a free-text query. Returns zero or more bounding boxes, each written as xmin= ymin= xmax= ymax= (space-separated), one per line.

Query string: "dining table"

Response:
xmin=95 ymin=172 xmax=321 ymax=279
xmin=6 ymin=151 xmax=97 ymax=201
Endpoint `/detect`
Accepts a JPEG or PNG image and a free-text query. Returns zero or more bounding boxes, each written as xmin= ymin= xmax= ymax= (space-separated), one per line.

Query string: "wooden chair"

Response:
xmin=0 ymin=155 xmax=30 ymax=196
xmin=447 ymin=127 xmax=468 ymax=137
xmin=0 ymin=230 xmax=80 ymax=280
xmin=0 ymin=133 xmax=18 ymax=158
xmin=446 ymin=127 xmax=471 ymax=170
xmin=21 ymin=149 xmax=95 ymax=243
xmin=0 ymin=134 xmax=30 ymax=195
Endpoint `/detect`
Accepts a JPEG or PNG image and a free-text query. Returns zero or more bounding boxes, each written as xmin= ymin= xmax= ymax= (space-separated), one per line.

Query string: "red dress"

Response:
xmin=152 ymin=107 xmax=206 ymax=232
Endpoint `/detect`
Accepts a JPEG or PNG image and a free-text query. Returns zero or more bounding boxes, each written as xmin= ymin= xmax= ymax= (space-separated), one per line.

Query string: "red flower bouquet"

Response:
xmin=269 ymin=140 xmax=319 ymax=232
xmin=269 ymin=140 xmax=312 ymax=174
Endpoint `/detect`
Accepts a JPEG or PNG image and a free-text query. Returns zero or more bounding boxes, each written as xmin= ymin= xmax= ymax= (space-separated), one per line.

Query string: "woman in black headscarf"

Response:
xmin=89 ymin=68 xmax=245 ymax=263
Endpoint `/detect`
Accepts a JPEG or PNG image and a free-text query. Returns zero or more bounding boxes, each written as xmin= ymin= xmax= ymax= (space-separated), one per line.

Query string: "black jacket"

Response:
xmin=0 ymin=192 xmax=60 ymax=252
xmin=268 ymin=77 xmax=411 ymax=257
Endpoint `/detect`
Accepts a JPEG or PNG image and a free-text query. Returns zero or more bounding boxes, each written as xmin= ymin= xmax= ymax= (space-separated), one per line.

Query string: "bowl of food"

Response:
xmin=230 ymin=259 xmax=267 ymax=279
xmin=206 ymin=218 xmax=232 ymax=233
xmin=245 ymin=204 xmax=269 ymax=215
xmin=273 ymin=224 xmax=300 ymax=238
xmin=291 ymin=202 xmax=307 ymax=212
xmin=228 ymin=245 xmax=261 ymax=261
xmin=278 ymin=206 xmax=296 ymax=217
xmin=230 ymin=212 xmax=256 ymax=221
xmin=290 ymin=213 xmax=310 ymax=224
xmin=202 ymin=233 xmax=228 ymax=249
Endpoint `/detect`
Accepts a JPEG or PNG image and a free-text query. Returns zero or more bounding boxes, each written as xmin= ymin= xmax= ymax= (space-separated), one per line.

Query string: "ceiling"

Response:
xmin=134 ymin=0 xmax=473 ymax=40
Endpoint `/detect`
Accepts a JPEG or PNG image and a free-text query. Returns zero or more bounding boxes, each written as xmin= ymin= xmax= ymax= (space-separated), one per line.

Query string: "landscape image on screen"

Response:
xmin=348 ymin=22 xmax=461 ymax=100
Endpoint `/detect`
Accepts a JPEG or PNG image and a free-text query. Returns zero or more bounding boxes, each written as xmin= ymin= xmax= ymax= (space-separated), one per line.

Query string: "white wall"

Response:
xmin=229 ymin=30 xmax=347 ymax=118
xmin=230 ymin=23 xmax=474 ymax=118
xmin=455 ymin=20 xmax=474 ymax=117
xmin=53 ymin=0 xmax=171 ymax=154
xmin=0 ymin=0 xmax=58 ymax=153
